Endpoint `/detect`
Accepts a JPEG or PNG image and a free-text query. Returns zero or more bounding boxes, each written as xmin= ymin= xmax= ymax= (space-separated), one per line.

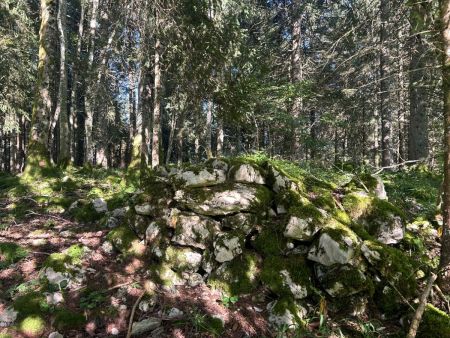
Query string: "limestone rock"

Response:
xmin=373 ymin=175 xmax=387 ymax=200
xmin=170 ymin=211 xmax=220 ymax=249
xmin=374 ymin=215 xmax=404 ymax=244
xmin=315 ymin=264 xmax=371 ymax=297
xmin=48 ymin=332 xmax=64 ymax=338
xmin=307 ymin=223 xmax=359 ymax=266
xmin=270 ymin=167 xmax=292 ymax=193
xmin=163 ymin=246 xmax=202 ymax=272
xmin=111 ymin=207 xmax=129 ymax=218
xmin=131 ymin=318 xmax=162 ymax=336
xmin=176 ymin=169 xmax=226 ymax=187
xmin=214 ymin=233 xmax=243 ymax=263
xmin=92 ymin=198 xmax=108 ymax=213
xmin=221 ymin=213 xmax=257 ymax=235
xmin=231 ymin=164 xmax=265 ymax=185
xmin=267 ymin=299 xmax=306 ymax=329
xmin=45 ymin=291 xmax=64 ymax=305
xmin=284 ymin=216 xmax=321 ymax=242
xmin=0 ymin=307 xmax=17 ymax=325
xmin=135 ymin=204 xmax=155 ymax=216
xmin=174 ymin=183 xmax=271 ymax=216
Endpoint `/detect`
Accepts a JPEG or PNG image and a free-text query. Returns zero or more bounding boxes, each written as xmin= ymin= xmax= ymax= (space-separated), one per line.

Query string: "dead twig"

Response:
xmin=407 ymin=272 xmax=437 ymax=338
xmin=126 ymin=289 xmax=145 ymax=338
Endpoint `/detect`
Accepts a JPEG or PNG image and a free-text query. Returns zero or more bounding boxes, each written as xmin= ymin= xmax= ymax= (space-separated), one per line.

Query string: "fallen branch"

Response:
xmin=374 ymin=160 xmax=423 ymax=175
xmin=406 ymin=272 xmax=437 ymax=338
xmin=433 ymin=284 xmax=450 ymax=313
xmin=126 ymin=289 xmax=145 ymax=338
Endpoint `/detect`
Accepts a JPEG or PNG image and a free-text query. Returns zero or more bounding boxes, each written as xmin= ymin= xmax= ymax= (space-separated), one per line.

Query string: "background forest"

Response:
xmin=0 ymin=0 xmax=442 ymax=171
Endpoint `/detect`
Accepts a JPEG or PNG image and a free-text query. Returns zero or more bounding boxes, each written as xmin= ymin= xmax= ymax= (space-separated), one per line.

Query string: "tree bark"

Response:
xmin=379 ymin=0 xmax=394 ymax=167
xmin=151 ymin=36 xmax=161 ymax=168
xmin=438 ymin=0 xmax=450 ymax=292
xmin=26 ymin=0 xmax=57 ymax=172
xmin=408 ymin=1 xmax=429 ymax=161
xmin=84 ymin=0 xmax=99 ymax=164
xmin=57 ymin=0 xmax=70 ymax=164
xmin=205 ymin=100 xmax=213 ymax=159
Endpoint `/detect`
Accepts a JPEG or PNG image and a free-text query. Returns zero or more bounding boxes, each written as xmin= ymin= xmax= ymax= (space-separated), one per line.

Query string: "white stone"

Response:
xmin=145 ymin=222 xmax=161 ymax=245
xmin=267 ymin=300 xmax=306 ymax=329
xmin=111 ymin=328 xmax=119 ymax=335
xmin=43 ymin=267 xmax=71 ymax=287
xmin=167 ymin=307 xmax=184 ymax=319
xmin=48 ymin=332 xmax=64 ymax=338
xmin=284 ymin=216 xmax=320 ymax=241
xmin=139 ymin=301 xmax=150 ymax=313
xmin=176 ymin=169 xmax=226 ymax=187
xmin=307 ymin=233 xmax=355 ymax=266
xmin=106 ymin=217 xmax=119 ymax=228
xmin=214 ymin=234 xmax=243 ymax=263
xmin=102 ymin=241 xmax=114 ymax=254
xmin=361 ymin=242 xmax=381 ymax=264
xmin=373 ymin=176 xmax=387 ymax=200
xmin=175 ymin=183 xmax=268 ymax=216
xmin=92 ymin=198 xmax=108 ymax=213
xmin=280 ymin=270 xmax=308 ymax=299
xmin=271 ymin=168 xmax=291 ymax=192
xmin=131 ymin=318 xmax=162 ymax=336
xmin=112 ymin=207 xmax=128 ymax=218
xmin=211 ymin=159 xmax=229 ymax=171
xmin=45 ymin=292 xmax=64 ymax=305
xmin=375 ymin=216 xmax=404 ymax=244
xmin=232 ymin=164 xmax=265 ymax=185
xmin=0 ymin=307 xmax=17 ymax=325
xmin=135 ymin=204 xmax=154 ymax=216
xmin=170 ymin=212 xmax=219 ymax=249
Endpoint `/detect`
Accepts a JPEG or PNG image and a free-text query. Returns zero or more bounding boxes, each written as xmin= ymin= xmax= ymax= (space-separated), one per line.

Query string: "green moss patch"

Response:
xmin=417 ymin=304 xmax=450 ymax=338
xmin=19 ymin=315 xmax=45 ymax=336
xmin=261 ymin=255 xmax=312 ymax=298
xmin=252 ymin=222 xmax=287 ymax=256
xmin=208 ymin=251 xmax=261 ymax=296
xmin=43 ymin=244 xmax=86 ymax=273
xmin=54 ymin=309 xmax=86 ymax=330
xmin=0 ymin=242 xmax=28 ymax=269
xmin=106 ymin=226 xmax=145 ymax=256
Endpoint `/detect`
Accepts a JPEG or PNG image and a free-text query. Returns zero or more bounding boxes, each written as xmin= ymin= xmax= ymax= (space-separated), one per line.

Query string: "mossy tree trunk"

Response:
xmin=26 ymin=0 xmax=57 ymax=173
xmin=438 ymin=0 xmax=450 ymax=292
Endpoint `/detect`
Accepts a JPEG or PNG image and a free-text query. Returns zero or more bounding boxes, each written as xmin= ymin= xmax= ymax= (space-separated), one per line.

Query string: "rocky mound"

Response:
xmin=103 ymin=158 xmax=429 ymax=329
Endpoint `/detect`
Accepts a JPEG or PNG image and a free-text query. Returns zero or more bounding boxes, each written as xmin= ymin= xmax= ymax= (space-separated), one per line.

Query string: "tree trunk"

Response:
xmin=379 ymin=0 xmax=393 ymax=167
xmin=205 ymin=100 xmax=213 ymax=159
xmin=151 ymin=36 xmax=161 ymax=168
xmin=57 ymin=0 xmax=70 ymax=164
xmin=26 ymin=0 xmax=57 ymax=172
xmin=438 ymin=0 xmax=450 ymax=292
xmin=85 ymin=0 xmax=99 ymax=164
xmin=408 ymin=1 xmax=429 ymax=161
xmin=216 ymin=116 xmax=224 ymax=157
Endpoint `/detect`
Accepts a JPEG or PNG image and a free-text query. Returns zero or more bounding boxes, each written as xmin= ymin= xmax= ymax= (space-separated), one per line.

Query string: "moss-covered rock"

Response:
xmin=315 ymin=264 xmax=373 ymax=298
xmin=307 ymin=220 xmax=360 ymax=266
xmin=417 ymin=304 xmax=450 ymax=338
xmin=0 ymin=242 xmax=28 ymax=268
xmin=162 ymin=246 xmax=202 ymax=272
xmin=252 ymin=222 xmax=288 ymax=256
xmin=266 ymin=297 xmax=307 ymax=329
xmin=221 ymin=212 xmax=258 ymax=235
xmin=261 ymin=255 xmax=312 ymax=299
xmin=174 ymin=183 xmax=272 ymax=216
xmin=208 ymin=251 xmax=261 ymax=296
xmin=43 ymin=244 xmax=86 ymax=273
xmin=213 ymin=231 xmax=244 ymax=263
xmin=106 ymin=226 xmax=146 ymax=256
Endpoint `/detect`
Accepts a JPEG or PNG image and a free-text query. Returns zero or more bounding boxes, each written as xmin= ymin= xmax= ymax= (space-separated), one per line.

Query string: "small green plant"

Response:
xmin=188 ymin=311 xmax=224 ymax=337
xmin=359 ymin=320 xmax=382 ymax=338
xmin=220 ymin=295 xmax=238 ymax=307
xmin=80 ymin=290 xmax=106 ymax=310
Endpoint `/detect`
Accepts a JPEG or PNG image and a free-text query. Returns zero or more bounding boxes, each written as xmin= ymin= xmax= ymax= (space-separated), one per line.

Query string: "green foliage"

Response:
xmin=44 ymin=244 xmax=85 ymax=273
xmin=54 ymin=309 xmax=86 ymax=330
xmin=80 ymin=290 xmax=107 ymax=310
xmin=0 ymin=242 xmax=28 ymax=268
xmin=220 ymin=295 xmax=238 ymax=307
xmin=417 ymin=304 xmax=450 ymax=338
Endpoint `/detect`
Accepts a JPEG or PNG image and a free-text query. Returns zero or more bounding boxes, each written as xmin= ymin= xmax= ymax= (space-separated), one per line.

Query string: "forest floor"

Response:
xmin=0 ymin=160 xmax=445 ymax=337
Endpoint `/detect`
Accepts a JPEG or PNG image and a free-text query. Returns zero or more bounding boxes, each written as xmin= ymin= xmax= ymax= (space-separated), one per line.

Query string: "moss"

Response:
xmin=44 ymin=244 xmax=85 ymax=273
xmin=252 ymin=223 xmax=287 ymax=256
xmin=208 ymin=251 xmax=261 ymax=296
xmin=149 ymin=262 xmax=182 ymax=287
xmin=0 ymin=242 xmax=28 ymax=268
xmin=318 ymin=265 xmax=374 ymax=298
xmin=19 ymin=315 xmax=45 ymax=336
xmin=70 ymin=200 xmax=103 ymax=223
xmin=106 ymin=226 xmax=145 ymax=257
xmin=270 ymin=296 xmax=305 ymax=327
xmin=333 ymin=209 xmax=352 ymax=225
xmin=163 ymin=246 xmax=201 ymax=272
xmin=342 ymin=192 xmax=372 ymax=219
xmin=13 ymin=292 xmax=49 ymax=317
xmin=54 ymin=309 xmax=86 ymax=330
xmin=324 ymin=219 xmax=359 ymax=246
xmin=417 ymin=304 xmax=450 ymax=338
xmin=261 ymin=255 xmax=311 ymax=298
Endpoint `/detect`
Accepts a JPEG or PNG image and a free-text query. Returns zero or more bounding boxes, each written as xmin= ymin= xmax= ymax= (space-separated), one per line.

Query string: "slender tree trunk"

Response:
xmin=85 ymin=0 xmax=99 ymax=164
xmin=205 ymin=100 xmax=213 ymax=159
xmin=290 ymin=11 xmax=304 ymax=160
xmin=408 ymin=1 xmax=429 ymax=161
xmin=56 ymin=0 xmax=70 ymax=164
xmin=216 ymin=116 xmax=224 ymax=157
xmin=151 ymin=36 xmax=161 ymax=168
xmin=438 ymin=0 xmax=450 ymax=292
xmin=379 ymin=0 xmax=393 ymax=167
xmin=26 ymin=0 xmax=57 ymax=172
